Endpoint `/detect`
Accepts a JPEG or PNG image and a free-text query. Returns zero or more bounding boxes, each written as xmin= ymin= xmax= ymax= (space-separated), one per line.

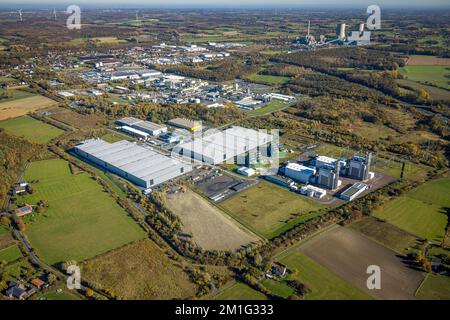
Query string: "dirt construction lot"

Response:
xmin=0 ymin=96 xmax=57 ymax=120
xmin=164 ymin=189 xmax=261 ymax=250
xmin=298 ymin=226 xmax=424 ymax=300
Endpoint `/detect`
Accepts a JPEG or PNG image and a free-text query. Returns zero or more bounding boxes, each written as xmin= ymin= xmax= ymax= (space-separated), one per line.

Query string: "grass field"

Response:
xmin=348 ymin=217 xmax=420 ymax=254
xmin=397 ymin=79 xmax=450 ymax=101
xmin=0 ymin=225 xmax=8 ymax=235
xmin=416 ymin=274 xmax=450 ymax=300
xmin=0 ymin=95 xmax=57 ymax=120
xmin=249 ymin=101 xmax=291 ymax=116
xmin=0 ymin=115 xmax=64 ymax=143
xmin=400 ymin=65 xmax=450 ymax=90
xmin=219 ymin=181 xmax=327 ymax=239
xmin=0 ymin=88 xmax=35 ymax=103
xmin=42 ymin=290 xmax=80 ymax=300
xmin=246 ymin=72 xmax=291 ymax=85
xmin=261 ymin=279 xmax=294 ymax=299
xmin=279 ymin=252 xmax=372 ymax=300
xmin=21 ymin=159 xmax=146 ymax=265
xmin=82 ymin=239 xmax=196 ymax=300
xmin=101 ymin=131 xmax=130 ymax=143
xmin=214 ymin=283 xmax=268 ymax=300
xmin=373 ymin=176 xmax=450 ymax=243
xmin=0 ymin=244 xmax=23 ymax=263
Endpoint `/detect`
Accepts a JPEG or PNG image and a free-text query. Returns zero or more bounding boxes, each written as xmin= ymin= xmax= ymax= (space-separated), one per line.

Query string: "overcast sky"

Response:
xmin=1 ymin=0 xmax=449 ymax=9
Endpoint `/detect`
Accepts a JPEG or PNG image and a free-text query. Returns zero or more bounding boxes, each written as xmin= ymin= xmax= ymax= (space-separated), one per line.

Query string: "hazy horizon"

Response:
xmin=1 ymin=0 xmax=450 ymax=10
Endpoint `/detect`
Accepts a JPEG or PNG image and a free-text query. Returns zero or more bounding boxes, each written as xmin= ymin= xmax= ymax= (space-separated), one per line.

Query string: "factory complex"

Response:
xmin=173 ymin=126 xmax=275 ymax=165
xmin=74 ymin=138 xmax=192 ymax=189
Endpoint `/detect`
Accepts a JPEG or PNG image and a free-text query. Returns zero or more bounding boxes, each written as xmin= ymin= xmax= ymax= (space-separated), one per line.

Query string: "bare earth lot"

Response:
xmin=406 ymin=55 xmax=450 ymax=66
xmin=0 ymin=95 xmax=57 ymax=120
xmin=298 ymin=227 xmax=424 ymax=300
xmin=164 ymin=189 xmax=260 ymax=250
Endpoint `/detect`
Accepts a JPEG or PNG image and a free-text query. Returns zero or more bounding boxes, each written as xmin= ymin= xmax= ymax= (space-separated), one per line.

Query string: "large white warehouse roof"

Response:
xmin=75 ymin=139 xmax=191 ymax=188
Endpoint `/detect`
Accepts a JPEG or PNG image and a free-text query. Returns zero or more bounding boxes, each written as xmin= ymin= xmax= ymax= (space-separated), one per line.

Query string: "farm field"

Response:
xmin=42 ymin=290 xmax=80 ymax=300
xmin=0 ymin=88 xmax=35 ymax=103
xmin=213 ymin=282 xmax=268 ymax=300
xmin=296 ymin=226 xmax=424 ymax=299
xmin=279 ymin=251 xmax=372 ymax=300
xmin=0 ymin=115 xmax=64 ymax=143
xmin=406 ymin=55 xmax=450 ymax=66
xmin=397 ymin=79 xmax=450 ymax=101
xmin=220 ymin=181 xmax=327 ymax=239
xmin=0 ymin=244 xmax=23 ymax=263
xmin=400 ymin=65 xmax=450 ymax=89
xmin=416 ymin=274 xmax=450 ymax=300
xmin=348 ymin=217 xmax=421 ymax=254
xmin=373 ymin=176 xmax=450 ymax=243
xmin=164 ymin=189 xmax=259 ymax=250
xmin=21 ymin=159 xmax=146 ymax=265
xmin=0 ymin=94 xmax=57 ymax=120
xmin=47 ymin=107 xmax=105 ymax=130
xmin=81 ymin=239 xmax=196 ymax=300
xmin=249 ymin=101 xmax=291 ymax=116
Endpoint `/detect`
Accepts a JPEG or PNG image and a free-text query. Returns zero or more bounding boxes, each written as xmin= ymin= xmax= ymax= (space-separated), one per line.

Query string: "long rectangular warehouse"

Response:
xmin=172 ymin=126 xmax=273 ymax=164
xmin=74 ymin=138 xmax=192 ymax=189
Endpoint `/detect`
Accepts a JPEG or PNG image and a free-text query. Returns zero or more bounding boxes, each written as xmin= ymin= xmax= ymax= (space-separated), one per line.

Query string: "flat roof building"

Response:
xmin=340 ymin=182 xmax=368 ymax=201
xmin=168 ymin=118 xmax=202 ymax=132
xmin=173 ymin=126 xmax=273 ymax=165
xmin=116 ymin=117 xmax=168 ymax=136
xmin=74 ymin=139 xmax=192 ymax=189
xmin=284 ymin=163 xmax=316 ymax=184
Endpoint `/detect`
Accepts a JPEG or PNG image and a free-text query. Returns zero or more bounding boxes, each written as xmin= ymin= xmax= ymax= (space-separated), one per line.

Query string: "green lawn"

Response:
xmin=42 ymin=290 xmax=80 ymax=300
xmin=348 ymin=217 xmax=420 ymax=255
xmin=21 ymin=159 xmax=146 ymax=265
xmin=214 ymin=283 xmax=268 ymax=300
xmin=416 ymin=274 xmax=450 ymax=300
xmin=0 ymin=116 xmax=64 ymax=143
xmin=400 ymin=65 xmax=450 ymax=90
xmin=0 ymin=225 xmax=9 ymax=235
xmin=220 ymin=181 xmax=327 ymax=239
xmin=101 ymin=131 xmax=130 ymax=143
xmin=0 ymin=244 xmax=23 ymax=263
xmin=261 ymin=279 xmax=294 ymax=299
xmin=373 ymin=177 xmax=450 ymax=243
xmin=249 ymin=101 xmax=291 ymax=116
xmin=280 ymin=252 xmax=372 ymax=300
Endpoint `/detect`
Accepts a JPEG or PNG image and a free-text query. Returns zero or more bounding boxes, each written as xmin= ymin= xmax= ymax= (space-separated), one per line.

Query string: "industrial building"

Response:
xmin=284 ymin=163 xmax=316 ymax=184
xmin=340 ymin=182 xmax=368 ymax=201
xmin=116 ymin=117 xmax=167 ymax=136
xmin=168 ymin=118 xmax=202 ymax=132
xmin=347 ymin=153 xmax=373 ymax=181
xmin=173 ymin=126 xmax=274 ymax=165
xmin=120 ymin=126 xmax=149 ymax=140
xmin=264 ymin=175 xmax=294 ymax=188
xmin=300 ymin=185 xmax=327 ymax=199
xmin=316 ymin=165 xmax=341 ymax=190
xmin=237 ymin=167 xmax=256 ymax=177
xmin=74 ymin=139 xmax=192 ymax=189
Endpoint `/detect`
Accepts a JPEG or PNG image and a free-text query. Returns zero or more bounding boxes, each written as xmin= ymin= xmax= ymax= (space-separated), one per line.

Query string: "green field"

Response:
xmin=246 ymin=72 xmax=291 ymax=85
xmin=261 ymin=279 xmax=294 ymax=299
xmin=0 ymin=88 xmax=35 ymax=103
xmin=373 ymin=177 xmax=450 ymax=243
xmin=348 ymin=217 xmax=420 ymax=254
xmin=249 ymin=101 xmax=291 ymax=116
xmin=101 ymin=131 xmax=130 ymax=143
xmin=0 ymin=244 xmax=23 ymax=263
xmin=416 ymin=274 xmax=450 ymax=300
xmin=21 ymin=159 xmax=146 ymax=265
xmin=0 ymin=225 xmax=8 ymax=235
xmin=0 ymin=116 xmax=64 ymax=143
xmin=214 ymin=282 xmax=268 ymax=300
xmin=42 ymin=290 xmax=80 ymax=300
xmin=279 ymin=252 xmax=372 ymax=300
xmin=400 ymin=65 xmax=450 ymax=90
xmin=220 ymin=181 xmax=327 ymax=239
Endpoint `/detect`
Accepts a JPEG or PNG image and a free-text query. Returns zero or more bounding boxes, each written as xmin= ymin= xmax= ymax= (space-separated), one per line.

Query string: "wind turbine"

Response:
xmin=18 ymin=9 xmax=23 ymax=22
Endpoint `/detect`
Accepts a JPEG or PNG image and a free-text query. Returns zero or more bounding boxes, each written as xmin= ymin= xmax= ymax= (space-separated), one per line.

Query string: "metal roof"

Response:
xmin=75 ymin=139 xmax=190 ymax=184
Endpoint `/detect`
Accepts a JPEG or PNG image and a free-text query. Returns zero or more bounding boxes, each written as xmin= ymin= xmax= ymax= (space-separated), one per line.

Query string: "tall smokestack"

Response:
xmin=359 ymin=23 xmax=365 ymax=34
xmin=307 ymin=20 xmax=311 ymax=37
xmin=336 ymin=23 xmax=346 ymax=40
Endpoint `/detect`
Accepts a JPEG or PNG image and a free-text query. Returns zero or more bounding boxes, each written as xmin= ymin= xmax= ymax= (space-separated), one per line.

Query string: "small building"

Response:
xmin=271 ymin=263 xmax=287 ymax=277
xmin=284 ymin=163 xmax=316 ymax=184
xmin=264 ymin=175 xmax=294 ymax=188
xmin=431 ymin=257 xmax=442 ymax=272
xmin=231 ymin=181 xmax=253 ymax=192
xmin=30 ymin=278 xmax=46 ymax=289
xmin=120 ymin=126 xmax=149 ymax=140
xmin=237 ymin=167 xmax=256 ymax=177
xmin=6 ymin=282 xmax=28 ymax=300
xmin=57 ymin=91 xmax=75 ymax=98
xmin=168 ymin=118 xmax=202 ymax=132
xmin=340 ymin=182 xmax=368 ymax=201
xmin=14 ymin=185 xmax=27 ymax=195
xmin=14 ymin=205 xmax=33 ymax=217
xmin=300 ymin=185 xmax=327 ymax=199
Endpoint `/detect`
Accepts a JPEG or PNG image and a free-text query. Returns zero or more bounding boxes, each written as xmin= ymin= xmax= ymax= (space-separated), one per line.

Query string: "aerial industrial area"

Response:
xmin=0 ymin=2 xmax=449 ymax=305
